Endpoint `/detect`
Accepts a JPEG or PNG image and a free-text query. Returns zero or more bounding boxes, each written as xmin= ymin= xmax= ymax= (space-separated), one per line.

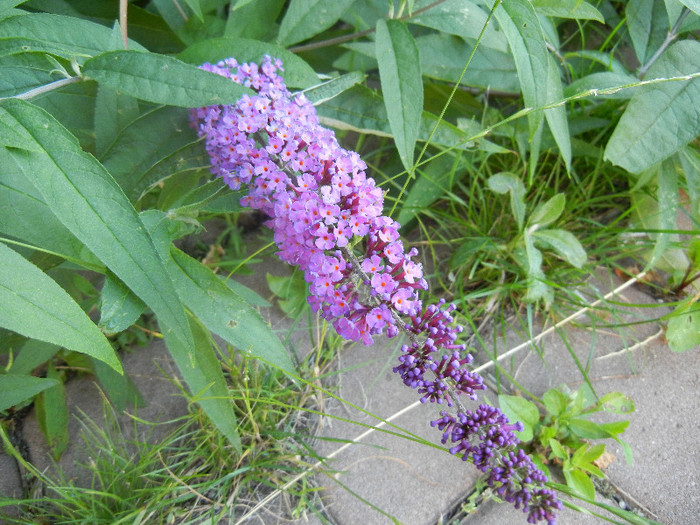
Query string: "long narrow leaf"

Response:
xmin=0 ymin=98 xmax=193 ymax=355
xmin=170 ymin=247 xmax=295 ymax=376
xmin=83 ymin=50 xmax=253 ymax=108
xmin=178 ymin=36 xmax=318 ymax=89
xmin=163 ymin=316 xmax=242 ymax=452
xmin=0 ymin=98 xmax=246 ymax=448
xmin=495 ymin=0 xmax=549 ymax=140
xmin=0 ymin=242 xmax=120 ymax=371
xmin=35 ymin=362 xmax=69 ymax=460
xmin=375 ymin=19 xmax=423 ymax=172
xmin=277 ymin=0 xmax=356 ymax=47
xmin=0 ymin=12 xmax=146 ymax=60
xmin=0 ymin=374 xmax=58 ymax=412
xmin=544 ymin=55 xmax=571 ymax=172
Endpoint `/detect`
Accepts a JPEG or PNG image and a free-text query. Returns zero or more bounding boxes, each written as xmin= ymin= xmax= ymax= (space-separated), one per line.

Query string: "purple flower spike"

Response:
xmin=191 ymin=55 xmax=561 ymax=524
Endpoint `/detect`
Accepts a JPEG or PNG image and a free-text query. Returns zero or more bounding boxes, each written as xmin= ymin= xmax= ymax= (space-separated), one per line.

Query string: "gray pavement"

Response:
xmin=2 ymin=259 xmax=699 ymax=525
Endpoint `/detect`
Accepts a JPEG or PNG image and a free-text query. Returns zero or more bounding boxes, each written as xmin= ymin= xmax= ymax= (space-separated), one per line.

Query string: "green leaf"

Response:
xmin=0 ymin=150 xmax=98 ymax=265
xmin=183 ymin=0 xmax=204 ymax=21
xmin=169 ymin=247 xmax=295 ymax=375
xmin=0 ymin=102 xmax=41 ymax=151
xmin=99 ymin=106 xmax=201 ymax=200
xmin=178 ymin=37 xmax=318 ymax=89
xmin=375 ymin=19 xmax=422 ymax=172
xmin=626 ymin=0 xmax=669 ymax=64
xmin=0 ymin=374 xmax=58 ymax=411
xmin=55 ymin=2 xmax=183 ymax=54
xmin=598 ymin=391 xmax=635 ymax=414
xmin=94 ymin=85 xmax=140 ymax=159
xmin=99 ymin=272 xmax=146 ymax=335
xmin=417 ymin=33 xmax=519 ymax=92
xmin=664 ymin=0 xmax=686 ymax=24
xmin=82 ymin=50 xmax=253 ymax=108
xmin=652 ymin=159 xmax=680 ymax=268
xmin=32 ymin=81 xmax=98 ymax=150
xmin=0 ymin=1 xmax=24 ymax=16
xmin=397 ymin=152 xmax=461 ymax=225
xmin=498 ymin=394 xmax=540 ymax=442
xmin=569 ymin=418 xmax=630 ymax=439
xmin=135 ymin=211 xmax=243 ymax=450
xmin=0 ymin=12 xmax=146 ymax=61
xmin=605 ymin=42 xmax=700 ymax=173
xmin=542 ymin=388 xmax=568 ymax=416
xmin=666 ymin=298 xmax=700 ymax=352
xmin=410 ymin=0 xmax=505 ymax=51
xmin=487 ymin=172 xmax=526 ymax=231
xmin=0 ymin=242 xmax=120 ymax=371
xmin=168 ymin=179 xmax=228 ymax=213
xmin=679 ymin=0 xmax=700 ymax=16
xmin=277 ymin=0 xmax=357 ymax=47
xmin=548 ymin=438 xmax=568 ymax=460
xmin=302 ymin=71 xmax=366 ymax=106
xmin=8 ymin=340 xmax=59 ymax=376
xmin=544 ymin=55 xmax=571 ymax=173
xmin=679 ymin=147 xmax=700 ymax=217
xmin=92 ymin=357 xmax=145 ymax=412
xmin=571 ymin=443 xmax=605 ymax=466
xmin=521 ymin=230 xmax=550 ymax=303
xmin=266 ymin=271 xmax=309 ymax=318
xmin=316 ymin=85 xmax=477 ymax=150
xmin=163 ymin=314 xmax=242 ymax=452
xmin=223 ymin=279 xmax=271 ymax=308
xmin=532 ymin=228 xmax=587 ymax=268
xmin=151 ymin=0 xmax=188 ymax=32
xmin=564 ymin=467 xmax=595 ymax=500
xmin=0 ymin=61 xmax=54 ymax=98
xmin=532 ymin=0 xmax=604 ymax=22
xmin=225 ymin=0 xmax=286 ymax=40
xmin=495 ymin=0 xmax=549 ymax=139
xmin=449 ymin=239 xmax=491 ymax=271
xmin=35 ymin=362 xmax=69 ymax=460
xmin=0 ymin=97 xmax=193 ymax=360
xmin=529 ymin=193 xmax=565 ymax=228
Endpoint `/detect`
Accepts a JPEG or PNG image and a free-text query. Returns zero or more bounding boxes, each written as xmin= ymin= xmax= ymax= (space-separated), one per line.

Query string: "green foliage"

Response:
xmin=1 ymin=0 xmax=699 ymax=521
xmin=0 ymin=241 xmax=120 ymax=371
xmin=83 ymin=50 xmax=254 ymax=107
xmin=605 ymin=41 xmax=700 ymax=174
xmin=487 ymin=172 xmax=586 ymax=304
xmin=375 ymin=18 xmax=422 ymax=171
xmin=267 ymin=271 xmax=310 ymax=318
xmin=500 ymin=385 xmax=634 ymax=500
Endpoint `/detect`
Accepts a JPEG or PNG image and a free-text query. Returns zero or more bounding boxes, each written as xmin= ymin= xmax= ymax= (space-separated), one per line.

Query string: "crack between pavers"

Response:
xmin=592 ymin=476 xmax=663 ymax=523
xmin=3 ymin=406 xmax=41 ymax=501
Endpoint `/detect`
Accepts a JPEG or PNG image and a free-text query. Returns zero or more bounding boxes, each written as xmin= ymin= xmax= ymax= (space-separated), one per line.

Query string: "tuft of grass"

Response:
xmin=1 ymin=329 xmax=344 ymax=524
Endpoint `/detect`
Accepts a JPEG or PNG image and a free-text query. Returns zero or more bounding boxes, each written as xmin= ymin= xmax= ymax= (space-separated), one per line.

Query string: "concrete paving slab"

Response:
xmin=0 ymin=451 xmax=22 ymax=519
xmin=597 ymin=341 xmax=700 ymax=525
xmin=313 ymin=339 xmax=481 ymax=525
xmin=21 ymin=339 xmax=189 ymax=488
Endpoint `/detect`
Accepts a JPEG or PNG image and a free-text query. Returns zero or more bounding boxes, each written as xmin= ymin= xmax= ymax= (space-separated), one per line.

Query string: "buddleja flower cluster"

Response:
xmin=191 ymin=56 xmax=561 ymax=524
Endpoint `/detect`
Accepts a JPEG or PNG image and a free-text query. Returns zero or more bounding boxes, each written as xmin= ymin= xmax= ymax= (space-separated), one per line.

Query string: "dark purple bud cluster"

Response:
xmin=191 ymin=56 xmax=561 ymax=524
xmin=431 ymin=408 xmax=559 ymax=524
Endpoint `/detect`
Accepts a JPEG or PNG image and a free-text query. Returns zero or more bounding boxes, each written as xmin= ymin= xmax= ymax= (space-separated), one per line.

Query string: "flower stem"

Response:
xmin=1 ymin=76 xmax=82 ymax=101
